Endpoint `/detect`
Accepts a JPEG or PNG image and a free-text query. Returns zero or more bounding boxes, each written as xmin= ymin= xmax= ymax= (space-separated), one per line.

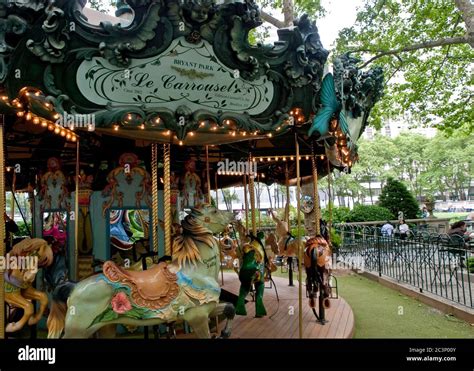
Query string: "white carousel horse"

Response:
xmin=47 ymin=205 xmax=235 ymax=339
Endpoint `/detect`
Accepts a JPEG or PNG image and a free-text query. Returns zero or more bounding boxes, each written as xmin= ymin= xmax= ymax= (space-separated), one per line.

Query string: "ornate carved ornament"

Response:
xmin=0 ymin=0 xmax=334 ymax=146
xmin=101 ymin=153 xmax=152 ymax=215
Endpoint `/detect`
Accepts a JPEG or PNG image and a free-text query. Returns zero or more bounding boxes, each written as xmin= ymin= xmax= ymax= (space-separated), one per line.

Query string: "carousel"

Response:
xmin=0 ymin=0 xmax=383 ymax=339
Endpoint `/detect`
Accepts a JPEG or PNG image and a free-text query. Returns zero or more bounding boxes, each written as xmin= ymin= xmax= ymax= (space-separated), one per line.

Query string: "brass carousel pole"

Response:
xmin=257 ymin=173 xmax=261 ymax=229
xmin=163 ymin=144 xmax=171 ymax=256
xmin=74 ymin=138 xmax=80 ymax=280
xmin=0 ymin=115 xmax=6 ymax=339
xmin=326 ymin=158 xmax=333 ymax=233
xmin=215 ymin=171 xmax=224 ymax=285
xmin=10 ymin=171 xmax=15 ymax=248
xmin=151 ymin=143 xmax=159 ymax=254
xmin=311 ymin=143 xmax=321 ymax=236
xmin=295 ymin=134 xmax=303 ymax=339
xmin=248 ymin=154 xmax=257 ymax=235
xmin=10 ymin=171 xmax=15 ymax=219
xmin=285 ymin=164 xmax=290 ymax=225
xmin=243 ymin=174 xmax=249 ymax=230
xmin=205 ymin=145 xmax=211 ymax=203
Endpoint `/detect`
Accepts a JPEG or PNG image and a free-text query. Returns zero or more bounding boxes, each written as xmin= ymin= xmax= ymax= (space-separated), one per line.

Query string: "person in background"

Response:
xmin=448 ymin=221 xmax=471 ymax=248
xmin=447 ymin=221 xmax=471 ymax=268
xmin=421 ymin=207 xmax=429 ymax=219
xmin=398 ymin=219 xmax=409 ymax=240
xmin=5 ymin=212 xmax=19 ymax=252
xmin=381 ymin=221 xmax=394 ymax=237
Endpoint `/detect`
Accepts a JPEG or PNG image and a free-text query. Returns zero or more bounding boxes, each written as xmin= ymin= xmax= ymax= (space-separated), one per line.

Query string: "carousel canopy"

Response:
xmin=0 ymin=0 xmax=384 ymax=189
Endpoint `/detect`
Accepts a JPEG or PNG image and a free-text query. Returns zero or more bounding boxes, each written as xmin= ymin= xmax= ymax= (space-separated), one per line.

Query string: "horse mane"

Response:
xmin=173 ymin=215 xmax=216 ymax=268
xmin=10 ymin=238 xmax=47 ymax=256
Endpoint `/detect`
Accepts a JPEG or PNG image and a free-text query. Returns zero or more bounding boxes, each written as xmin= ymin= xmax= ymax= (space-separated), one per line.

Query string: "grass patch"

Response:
xmin=433 ymin=212 xmax=468 ymax=222
xmin=336 ymin=273 xmax=474 ymax=338
xmin=265 ymin=267 xmax=474 ymax=338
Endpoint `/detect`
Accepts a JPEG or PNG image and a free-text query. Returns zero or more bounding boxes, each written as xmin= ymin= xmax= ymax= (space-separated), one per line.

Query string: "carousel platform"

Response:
xmin=215 ymin=273 xmax=355 ymax=339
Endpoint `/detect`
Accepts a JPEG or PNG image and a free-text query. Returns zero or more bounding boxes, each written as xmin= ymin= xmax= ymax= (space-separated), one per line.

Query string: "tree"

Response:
xmin=221 ymin=188 xmax=239 ymax=211
xmin=334 ymin=0 xmax=474 ymax=134
xmin=391 ymin=133 xmax=429 ymax=198
xmin=379 ymin=177 xmax=420 ymax=219
xmin=420 ymin=132 xmax=474 ymax=201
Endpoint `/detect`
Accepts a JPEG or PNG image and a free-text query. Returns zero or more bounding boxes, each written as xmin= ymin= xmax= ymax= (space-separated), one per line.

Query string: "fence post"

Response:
xmin=377 ymin=231 xmax=382 ymax=277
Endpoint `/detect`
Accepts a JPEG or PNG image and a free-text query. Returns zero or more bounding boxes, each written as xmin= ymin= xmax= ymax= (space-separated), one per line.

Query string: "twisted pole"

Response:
xmin=248 ymin=154 xmax=256 ymax=235
xmin=163 ymin=144 xmax=171 ymax=256
xmin=205 ymin=145 xmax=211 ymax=203
xmin=243 ymin=174 xmax=249 ymax=230
xmin=0 ymin=115 xmax=5 ymax=339
xmin=74 ymin=138 xmax=80 ymax=280
xmin=295 ymin=134 xmax=303 ymax=339
xmin=326 ymin=157 xmax=333 ymax=233
xmin=311 ymin=143 xmax=321 ymax=236
xmin=151 ymin=143 xmax=159 ymax=254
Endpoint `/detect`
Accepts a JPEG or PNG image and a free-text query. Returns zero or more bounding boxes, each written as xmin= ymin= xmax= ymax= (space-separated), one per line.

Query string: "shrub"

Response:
xmin=290 ymin=225 xmax=306 ymax=238
xmin=379 ymin=178 xmax=420 ymax=219
xmin=321 ymin=206 xmax=351 ymax=224
xmin=468 ymin=257 xmax=474 ymax=274
xmin=14 ymin=221 xmax=32 ymax=237
xmin=329 ymin=228 xmax=342 ymax=253
xmin=347 ymin=205 xmax=394 ymax=222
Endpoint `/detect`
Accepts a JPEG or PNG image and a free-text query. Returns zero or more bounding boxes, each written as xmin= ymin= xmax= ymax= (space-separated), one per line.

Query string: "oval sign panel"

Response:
xmin=77 ymin=37 xmax=274 ymax=115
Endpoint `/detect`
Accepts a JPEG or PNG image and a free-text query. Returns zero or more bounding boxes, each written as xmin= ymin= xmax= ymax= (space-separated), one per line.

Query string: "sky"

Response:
xmin=317 ymin=0 xmax=364 ymax=48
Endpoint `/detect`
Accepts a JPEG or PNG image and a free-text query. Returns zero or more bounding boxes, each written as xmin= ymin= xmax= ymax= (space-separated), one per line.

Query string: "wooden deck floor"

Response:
xmin=216 ymin=273 xmax=354 ymax=339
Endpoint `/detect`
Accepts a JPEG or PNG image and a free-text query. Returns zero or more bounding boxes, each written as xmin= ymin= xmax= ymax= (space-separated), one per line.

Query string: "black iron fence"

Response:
xmin=334 ymin=225 xmax=474 ymax=308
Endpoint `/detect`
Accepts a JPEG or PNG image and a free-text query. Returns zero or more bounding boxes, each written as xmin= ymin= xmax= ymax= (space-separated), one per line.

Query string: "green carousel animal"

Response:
xmin=47 ymin=205 xmax=235 ymax=338
xmin=235 ymin=231 xmax=268 ymax=317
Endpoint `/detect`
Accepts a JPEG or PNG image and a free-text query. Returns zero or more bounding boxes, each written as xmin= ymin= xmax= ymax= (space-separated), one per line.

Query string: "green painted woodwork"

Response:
xmin=0 ymin=0 xmax=383 ymax=148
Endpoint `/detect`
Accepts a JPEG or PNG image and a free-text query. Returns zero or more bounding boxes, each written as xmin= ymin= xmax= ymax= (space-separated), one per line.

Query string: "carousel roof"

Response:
xmin=0 ymin=0 xmax=384 ymax=189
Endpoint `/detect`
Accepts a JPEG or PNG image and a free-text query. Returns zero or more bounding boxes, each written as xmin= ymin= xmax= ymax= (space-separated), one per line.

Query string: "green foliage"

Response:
xmin=334 ymin=0 xmax=474 ymax=133
xmin=329 ymin=228 xmax=342 ymax=250
xmin=290 ymin=225 xmax=306 ymax=238
xmin=347 ymin=205 xmax=394 ymax=222
xmin=332 ymin=132 xmax=473 ymax=204
xmin=379 ymin=178 xmax=420 ymax=219
xmin=468 ymin=257 xmax=474 ymax=274
xmin=419 ymin=132 xmax=474 ymax=200
xmin=322 ymin=206 xmax=351 ymax=224
xmin=14 ymin=221 xmax=32 ymax=237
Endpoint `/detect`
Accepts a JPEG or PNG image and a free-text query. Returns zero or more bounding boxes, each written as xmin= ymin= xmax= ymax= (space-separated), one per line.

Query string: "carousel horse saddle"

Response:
xmin=103 ymin=261 xmax=179 ymax=310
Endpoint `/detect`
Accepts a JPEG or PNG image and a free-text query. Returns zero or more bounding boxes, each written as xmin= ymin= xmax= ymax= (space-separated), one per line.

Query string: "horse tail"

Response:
xmin=47 ymin=281 xmax=76 ymax=339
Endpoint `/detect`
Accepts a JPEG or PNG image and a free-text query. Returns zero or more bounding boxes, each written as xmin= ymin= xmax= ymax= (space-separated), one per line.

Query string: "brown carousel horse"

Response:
xmin=269 ymin=209 xmax=307 ymax=285
xmin=4 ymin=238 xmax=53 ymax=333
xmin=304 ymin=235 xmax=333 ymax=324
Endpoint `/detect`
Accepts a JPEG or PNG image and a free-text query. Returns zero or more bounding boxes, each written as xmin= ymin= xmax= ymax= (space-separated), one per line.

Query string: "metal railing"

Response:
xmin=335 ymin=224 xmax=474 ymax=308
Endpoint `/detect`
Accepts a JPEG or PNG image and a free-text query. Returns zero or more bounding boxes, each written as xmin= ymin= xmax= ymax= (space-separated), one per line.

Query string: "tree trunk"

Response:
xmin=368 ymin=178 xmax=374 ymax=205
xmin=266 ymin=185 xmax=273 ymax=209
xmin=455 ymin=0 xmax=474 ymax=47
xmin=282 ymin=0 xmax=294 ymax=27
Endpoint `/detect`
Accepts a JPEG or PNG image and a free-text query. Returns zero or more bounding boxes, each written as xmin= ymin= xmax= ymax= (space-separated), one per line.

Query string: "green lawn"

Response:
xmin=433 ymin=212 xmax=469 ymax=222
xmin=269 ymin=268 xmax=474 ymax=338
xmin=337 ymin=273 xmax=474 ymax=338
